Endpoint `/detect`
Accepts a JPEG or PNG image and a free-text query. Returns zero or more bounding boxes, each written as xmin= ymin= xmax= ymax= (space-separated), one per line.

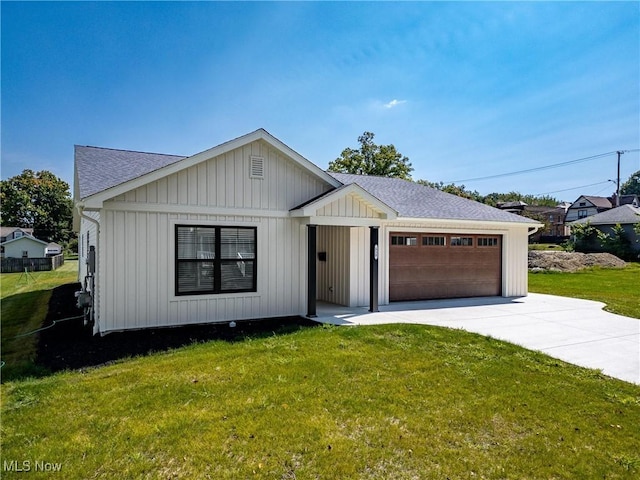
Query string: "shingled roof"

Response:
xmin=329 ymin=173 xmax=538 ymax=224
xmin=75 ymin=146 xmax=186 ymax=199
xmin=75 ymin=141 xmax=537 ymax=225
xmin=570 ymin=204 xmax=640 ymax=226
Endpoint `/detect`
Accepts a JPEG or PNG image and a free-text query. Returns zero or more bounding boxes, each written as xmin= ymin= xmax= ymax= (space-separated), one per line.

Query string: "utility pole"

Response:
xmin=616 ymin=150 xmax=623 ymax=207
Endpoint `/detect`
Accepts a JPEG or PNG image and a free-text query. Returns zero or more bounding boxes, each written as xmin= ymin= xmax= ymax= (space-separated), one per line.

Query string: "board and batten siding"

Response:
xmin=94 ymin=140 xmax=331 ymax=333
xmin=317 ymin=226 xmax=350 ymax=306
xmin=109 ymin=140 xmax=330 ymax=212
xmin=315 ymin=226 xmax=372 ymax=308
xmin=315 ymin=193 xmax=380 ymax=219
xmin=98 ymin=211 xmax=307 ymax=332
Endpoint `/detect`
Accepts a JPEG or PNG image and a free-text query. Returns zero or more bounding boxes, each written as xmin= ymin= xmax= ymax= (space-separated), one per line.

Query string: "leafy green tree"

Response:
xmin=597 ymin=224 xmax=634 ymax=260
xmin=328 ymin=132 xmax=413 ymax=180
xmin=483 ymin=192 xmax=559 ymax=207
xmin=569 ymin=222 xmax=598 ymax=253
xmin=620 ymin=170 xmax=640 ymax=195
xmin=417 ymin=180 xmax=484 ymax=202
xmin=0 ymin=169 xmax=73 ymax=243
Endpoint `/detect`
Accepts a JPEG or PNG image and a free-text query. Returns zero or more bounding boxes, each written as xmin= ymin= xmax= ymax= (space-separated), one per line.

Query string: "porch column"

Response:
xmin=307 ymin=224 xmax=317 ymax=317
xmin=369 ymin=226 xmax=379 ymax=312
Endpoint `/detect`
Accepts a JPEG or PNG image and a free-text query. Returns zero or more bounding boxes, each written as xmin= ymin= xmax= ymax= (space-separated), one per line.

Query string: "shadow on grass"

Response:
xmin=4 ymin=283 xmax=319 ymax=382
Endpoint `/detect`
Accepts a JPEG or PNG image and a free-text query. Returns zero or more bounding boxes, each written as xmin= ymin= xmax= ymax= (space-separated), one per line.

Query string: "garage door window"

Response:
xmin=391 ymin=235 xmax=417 ymax=246
xmin=422 ymin=236 xmax=446 ymax=246
xmin=478 ymin=237 xmax=499 ymax=247
xmin=450 ymin=236 xmax=473 ymax=246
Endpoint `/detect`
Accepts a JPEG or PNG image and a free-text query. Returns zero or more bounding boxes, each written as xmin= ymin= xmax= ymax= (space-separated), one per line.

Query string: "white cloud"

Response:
xmin=383 ymin=99 xmax=407 ymax=109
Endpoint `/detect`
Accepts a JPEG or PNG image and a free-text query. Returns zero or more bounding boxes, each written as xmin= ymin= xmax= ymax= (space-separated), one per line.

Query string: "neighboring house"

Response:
xmin=74 ymin=129 xmax=541 ymax=335
xmin=495 ymin=201 xmax=527 ymax=214
xmin=565 ymin=195 xmax=613 ymax=223
xmin=612 ymin=194 xmax=640 ymax=208
xmin=1 ymin=234 xmax=48 ymax=259
xmin=45 ymin=242 xmax=63 ymax=256
xmin=569 ymin=204 xmax=640 ymax=252
xmin=0 ymin=227 xmax=34 ymax=243
xmin=496 ymin=203 xmax=569 ymax=240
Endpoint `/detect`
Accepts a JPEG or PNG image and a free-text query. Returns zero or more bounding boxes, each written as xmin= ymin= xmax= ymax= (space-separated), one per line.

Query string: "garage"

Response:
xmin=389 ymin=233 xmax=502 ymax=301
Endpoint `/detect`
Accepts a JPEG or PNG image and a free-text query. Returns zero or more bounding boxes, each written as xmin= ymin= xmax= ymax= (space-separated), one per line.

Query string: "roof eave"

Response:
xmin=396 ymin=216 xmax=544 ymax=229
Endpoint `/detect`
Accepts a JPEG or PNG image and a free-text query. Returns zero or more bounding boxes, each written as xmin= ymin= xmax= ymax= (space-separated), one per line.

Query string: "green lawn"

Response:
xmin=2 ymin=261 xmax=639 ymax=478
xmin=0 ymin=261 xmax=79 ymax=380
xmin=529 ymin=263 xmax=640 ymax=319
xmin=2 ymin=324 xmax=639 ymax=479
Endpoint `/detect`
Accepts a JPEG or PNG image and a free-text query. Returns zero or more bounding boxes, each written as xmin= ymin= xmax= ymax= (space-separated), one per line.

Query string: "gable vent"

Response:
xmin=249 ymin=155 xmax=265 ymax=179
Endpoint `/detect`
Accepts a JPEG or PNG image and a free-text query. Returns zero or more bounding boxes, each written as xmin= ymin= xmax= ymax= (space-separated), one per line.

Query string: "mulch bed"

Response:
xmin=37 ymin=283 xmax=319 ymax=374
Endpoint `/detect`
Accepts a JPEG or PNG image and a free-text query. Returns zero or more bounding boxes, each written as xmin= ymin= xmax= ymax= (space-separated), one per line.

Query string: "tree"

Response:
xmin=568 ymin=222 xmax=598 ymax=253
xmin=597 ymin=224 xmax=634 ymax=260
xmin=328 ymin=132 xmax=413 ymax=180
xmin=0 ymin=169 xmax=73 ymax=243
xmin=620 ymin=170 xmax=640 ymax=196
xmin=417 ymin=180 xmax=484 ymax=202
xmin=483 ymin=192 xmax=559 ymax=207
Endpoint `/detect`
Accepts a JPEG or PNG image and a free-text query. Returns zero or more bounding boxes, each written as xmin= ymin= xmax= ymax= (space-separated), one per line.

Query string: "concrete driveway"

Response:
xmin=315 ymin=293 xmax=640 ymax=385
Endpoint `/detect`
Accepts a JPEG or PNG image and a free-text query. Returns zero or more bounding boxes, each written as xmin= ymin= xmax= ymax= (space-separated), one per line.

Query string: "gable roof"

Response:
xmin=570 ymin=204 xmax=640 ymax=226
xmin=570 ymin=195 xmax=613 ymax=210
xmin=75 ymin=129 xmax=341 ymax=203
xmin=1 ymin=234 xmax=48 ymax=247
xmin=0 ymin=227 xmax=34 ymax=238
xmin=329 ymin=173 xmax=538 ymax=224
xmin=290 ymin=182 xmax=398 ymax=219
xmin=75 ymin=146 xmax=187 ymax=199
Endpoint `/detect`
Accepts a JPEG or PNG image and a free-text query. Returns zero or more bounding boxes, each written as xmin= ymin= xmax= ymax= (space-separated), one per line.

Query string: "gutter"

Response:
xmin=76 ymin=202 xmax=101 ymax=335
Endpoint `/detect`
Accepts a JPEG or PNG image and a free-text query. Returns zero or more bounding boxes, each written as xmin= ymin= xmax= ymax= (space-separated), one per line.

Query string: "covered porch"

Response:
xmin=289 ymin=183 xmax=398 ymax=318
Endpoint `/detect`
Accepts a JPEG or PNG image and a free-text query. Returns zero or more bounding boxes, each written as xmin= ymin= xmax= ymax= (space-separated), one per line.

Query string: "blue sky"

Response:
xmin=2 ymin=1 xmax=639 ymax=201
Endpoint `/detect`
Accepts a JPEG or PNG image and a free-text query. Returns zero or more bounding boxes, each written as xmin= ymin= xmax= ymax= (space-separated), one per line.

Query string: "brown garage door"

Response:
xmin=389 ymin=233 xmax=502 ymax=301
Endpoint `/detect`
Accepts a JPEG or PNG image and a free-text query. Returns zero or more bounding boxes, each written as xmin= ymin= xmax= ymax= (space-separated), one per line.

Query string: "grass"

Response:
xmin=0 ymin=261 xmax=79 ymax=380
xmin=529 ymin=262 xmax=640 ymax=319
xmin=1 ymin=324 xmax=639 ymax=479
xmin=528 ymin=243 xmax=565 ymax=251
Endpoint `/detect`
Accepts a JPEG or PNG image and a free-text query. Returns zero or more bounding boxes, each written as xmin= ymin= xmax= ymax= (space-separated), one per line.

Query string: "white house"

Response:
xmin=74 ymin=129 xmax=541 ymax=335
xmin=1 ymin=235 xmax=48 ymax=259
xmin=45 ymin=243 xmax=63 ymax=256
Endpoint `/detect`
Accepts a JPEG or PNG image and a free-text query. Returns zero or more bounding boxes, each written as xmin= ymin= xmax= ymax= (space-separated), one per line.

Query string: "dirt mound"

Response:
xmin=528 ymin=251 xmax=626 ymax=272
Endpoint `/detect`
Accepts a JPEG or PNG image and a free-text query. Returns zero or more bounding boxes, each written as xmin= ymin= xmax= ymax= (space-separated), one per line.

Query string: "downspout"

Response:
xmin=76 ymin=202 xmax=101 ymax=335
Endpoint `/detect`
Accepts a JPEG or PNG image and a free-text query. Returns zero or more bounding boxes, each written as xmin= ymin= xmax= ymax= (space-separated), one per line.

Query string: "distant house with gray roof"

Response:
xmin=569 ymin=204 xmax=640 ymax=254
xmin=74 ymin=129 xmax=541 ymax=335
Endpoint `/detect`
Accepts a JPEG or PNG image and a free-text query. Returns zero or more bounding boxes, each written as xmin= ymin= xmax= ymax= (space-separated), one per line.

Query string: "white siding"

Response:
xmin=94 ymin=140 xmax=330 ymax=333
xmin=317 ymin=226 xmax=350 ymax=306
xmin=316 ymin=193 xmax=379 ymax=219
xmin=78 ymin=211 xmax=100 ymax=282
xmin=348 ymin=227 xmax=371 ymax=307
xmin=2 ymin=237 xmax=46 ymax=259
xmin=98 ymin=210 xmax=309 ymax=333
xmin=109 ymin=139 xmax=330 ymax=212
xmin=501 ymin=226 xmax=530 ymax=297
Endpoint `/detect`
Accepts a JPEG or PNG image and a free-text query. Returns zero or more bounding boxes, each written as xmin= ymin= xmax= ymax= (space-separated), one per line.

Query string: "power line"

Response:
xmin=533 ymin=180 xmax=615 ymax=196
xmin=444 ymin=149 xmax=640 ymax=184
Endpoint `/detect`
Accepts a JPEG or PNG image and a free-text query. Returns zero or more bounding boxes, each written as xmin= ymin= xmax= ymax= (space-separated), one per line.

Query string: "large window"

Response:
xmin=176 ymin=225 xmax=256 ymax=296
